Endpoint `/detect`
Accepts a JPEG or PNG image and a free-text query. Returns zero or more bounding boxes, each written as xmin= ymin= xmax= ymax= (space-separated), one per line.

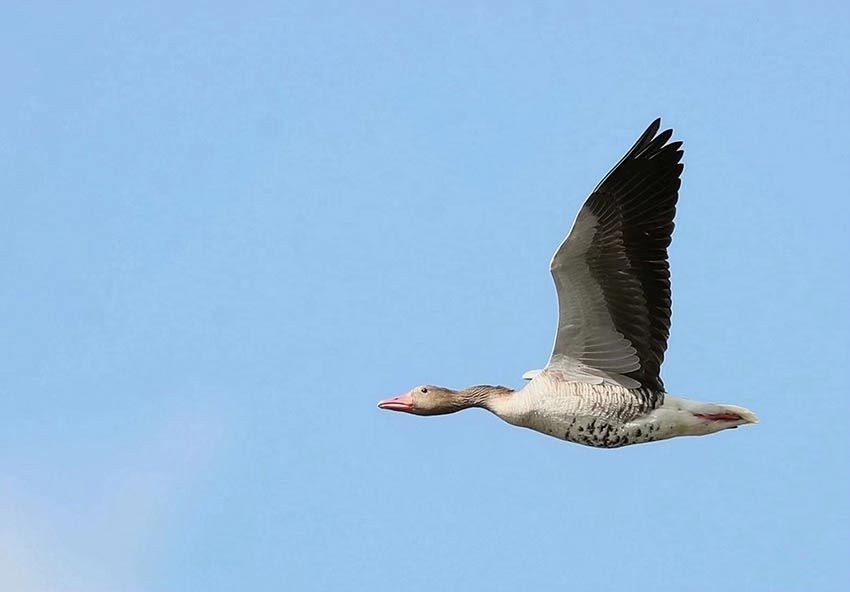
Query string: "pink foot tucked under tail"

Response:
xmin=693 ymin=412 xmax=745 ymax=421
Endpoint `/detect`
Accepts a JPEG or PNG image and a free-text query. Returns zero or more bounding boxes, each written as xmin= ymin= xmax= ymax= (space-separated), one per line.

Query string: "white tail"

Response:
xmin=653 ymin=395 xmax=759 ymax=438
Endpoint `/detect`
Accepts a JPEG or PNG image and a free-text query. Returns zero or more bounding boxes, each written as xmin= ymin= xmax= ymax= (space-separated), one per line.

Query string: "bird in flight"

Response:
xmin=378 ymin=119 xmax=757 ymax=448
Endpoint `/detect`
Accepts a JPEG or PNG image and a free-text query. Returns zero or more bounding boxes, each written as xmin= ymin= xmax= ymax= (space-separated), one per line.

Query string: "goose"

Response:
xmin=378 ymin=119 xmax=758 ymax=448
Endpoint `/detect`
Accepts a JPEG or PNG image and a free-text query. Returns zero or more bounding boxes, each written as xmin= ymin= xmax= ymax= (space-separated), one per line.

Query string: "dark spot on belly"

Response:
xmin=577 ymin=426 xmax=584 ymax=432
xmin=635 ymin=428 xmax=642 ymax=437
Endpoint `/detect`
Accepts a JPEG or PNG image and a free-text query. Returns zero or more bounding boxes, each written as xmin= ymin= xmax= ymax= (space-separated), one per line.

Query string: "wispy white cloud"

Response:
xmin=0 ymin=406 xmax=226 ymax=592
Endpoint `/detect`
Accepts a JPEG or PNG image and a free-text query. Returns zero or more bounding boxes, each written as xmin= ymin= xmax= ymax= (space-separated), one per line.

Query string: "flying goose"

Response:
xmin=378 ymin=119 xmax=757 ymax=448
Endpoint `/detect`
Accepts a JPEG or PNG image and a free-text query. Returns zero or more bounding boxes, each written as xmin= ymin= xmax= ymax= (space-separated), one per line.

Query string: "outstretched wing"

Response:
xmin=547 ymin=119 xmax=683 ymax=391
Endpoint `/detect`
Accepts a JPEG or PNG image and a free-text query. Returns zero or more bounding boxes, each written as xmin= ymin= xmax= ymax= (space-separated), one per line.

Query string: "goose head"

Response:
xmin=378 ymin=385 xmax=463 ymax=416
xmin=378 ymin=384 xmax=514 ymax=416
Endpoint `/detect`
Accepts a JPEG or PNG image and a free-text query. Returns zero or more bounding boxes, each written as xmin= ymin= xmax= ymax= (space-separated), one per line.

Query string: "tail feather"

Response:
xmin=696 ymin=403 xmax=759 ymax=424
xmin=659 ymin=395 xmax=759 ymax=437
xmin=722 ymin=404 xmax=758 ymax=424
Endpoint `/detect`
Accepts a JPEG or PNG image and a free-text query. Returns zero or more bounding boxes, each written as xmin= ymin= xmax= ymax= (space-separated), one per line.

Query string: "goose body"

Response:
xmin=492 ymin=375 xmax=756 ymax=448
xmin=378 ymin=119 xmax=758 ymax=448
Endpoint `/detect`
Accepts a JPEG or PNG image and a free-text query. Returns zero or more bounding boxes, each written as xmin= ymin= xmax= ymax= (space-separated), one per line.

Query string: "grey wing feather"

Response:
xmin=547 ymin=119 xmax=683 ymax=391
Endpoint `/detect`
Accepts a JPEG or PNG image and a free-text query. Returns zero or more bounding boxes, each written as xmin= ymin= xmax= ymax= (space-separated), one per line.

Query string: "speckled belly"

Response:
xmin=497 ymin=381 xmax=666 ymax=448
xmin=562 ymin=415 xmax=663 ymax=448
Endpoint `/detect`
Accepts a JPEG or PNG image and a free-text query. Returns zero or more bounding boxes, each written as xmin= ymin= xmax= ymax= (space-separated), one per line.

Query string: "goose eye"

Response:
xmin=420 ymin=387 xmax=428 ymax=394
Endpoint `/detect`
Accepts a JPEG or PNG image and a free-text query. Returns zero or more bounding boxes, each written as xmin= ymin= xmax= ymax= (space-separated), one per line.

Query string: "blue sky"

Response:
xmin=3 ymin=2 xmax=849 ymax=590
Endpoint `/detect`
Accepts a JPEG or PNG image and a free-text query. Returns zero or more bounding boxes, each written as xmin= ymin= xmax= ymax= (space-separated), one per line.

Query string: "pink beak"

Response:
xmin=378 ymin=393 xmax=415 ymax=412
